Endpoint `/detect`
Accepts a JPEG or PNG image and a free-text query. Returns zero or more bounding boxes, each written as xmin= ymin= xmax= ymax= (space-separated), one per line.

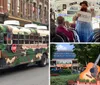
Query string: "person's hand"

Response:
xmin=90 ymin=8 xmax=94 ymax=12
xmin=77 ymin=13 xmax=81 ymax=17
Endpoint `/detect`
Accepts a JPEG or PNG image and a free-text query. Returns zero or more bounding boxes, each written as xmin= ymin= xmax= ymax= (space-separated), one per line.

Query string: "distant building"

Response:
xmin=53 ymin=50 xmax=76 ymax=64
xmin=52 ymin=50 xmax=79 ymax=69
xmin=0 ymin=0 xmax=49 ymax=26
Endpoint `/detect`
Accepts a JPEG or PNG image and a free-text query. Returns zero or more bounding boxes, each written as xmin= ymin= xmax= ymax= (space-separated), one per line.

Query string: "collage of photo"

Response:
xmin=50 ymin=0 xmax=100 ymax=85
xmin=0 ymin=0 xmax=100 ymax=85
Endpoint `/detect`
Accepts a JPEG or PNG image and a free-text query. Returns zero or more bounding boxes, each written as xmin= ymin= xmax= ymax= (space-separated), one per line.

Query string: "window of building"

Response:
xmin=17 ymin=0 xmax=20 ymax=14
xmin=44 ymin=6 xmax=46 ymax=18
xmin=11 ymin=0 xmax=14 ymax=15
xmin=23 ymin=0 xmax=27 ymax=18
xmin=30 ymin=2 xmax=33 ymax=19
xmin=33 ymin=2 xmax=36 ymax=20
xmin=33 ymin=2 xmax=36 ymax=12
xmin=38 ymin=5 xmax=42 ymax=20
xmin=20 ymin=0 xmax=24 ymax=17
xmin=8 ymin=0 xmax=11 ymax=13
xmin=11 ymin=0 xmax=17 ymax=16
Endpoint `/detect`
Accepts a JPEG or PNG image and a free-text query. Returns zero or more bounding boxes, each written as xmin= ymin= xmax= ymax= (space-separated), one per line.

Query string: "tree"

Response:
xmin=50 ymin=44 xmax=56 ymax=60
xmin=73 ymin=44 xmax=100 ymax=66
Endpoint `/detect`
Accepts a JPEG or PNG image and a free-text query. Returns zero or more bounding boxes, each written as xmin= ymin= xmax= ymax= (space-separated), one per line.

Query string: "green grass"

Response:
xmin=51 ymin=74 xmax=79 ymax=85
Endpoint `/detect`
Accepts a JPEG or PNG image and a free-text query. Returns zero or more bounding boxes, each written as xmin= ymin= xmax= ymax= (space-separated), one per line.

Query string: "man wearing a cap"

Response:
xmin=73 ymin=1 xmax=95 ymax=42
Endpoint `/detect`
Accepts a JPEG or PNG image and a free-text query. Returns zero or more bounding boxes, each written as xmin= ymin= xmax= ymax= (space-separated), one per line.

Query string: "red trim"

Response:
xmin=11 ymin=44 xmax=17 ymax=53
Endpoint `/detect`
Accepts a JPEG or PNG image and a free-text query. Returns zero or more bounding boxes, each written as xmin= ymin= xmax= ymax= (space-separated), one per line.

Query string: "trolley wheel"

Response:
xmin=36 ymin=54 xmax=48 ymax=67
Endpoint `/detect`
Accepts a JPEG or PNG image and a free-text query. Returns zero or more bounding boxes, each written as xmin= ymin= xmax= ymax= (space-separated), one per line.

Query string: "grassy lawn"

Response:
xmin=51 ymin=74 xmax=79 ymax=85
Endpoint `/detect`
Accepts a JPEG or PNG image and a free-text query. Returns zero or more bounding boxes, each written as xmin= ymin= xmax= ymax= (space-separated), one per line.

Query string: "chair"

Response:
xmin=72 ymin=30 xmax=80 ymax=42
xmin=52 ymin=34 xmax=64 ymax=42
xmin=57 ymin=32 xmax=69 ymax=42
xmin=93 ymin=29 xmax=100 ymax=42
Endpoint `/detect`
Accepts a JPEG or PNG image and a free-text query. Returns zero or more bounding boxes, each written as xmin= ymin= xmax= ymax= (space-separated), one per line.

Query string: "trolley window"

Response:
xmin=34 ymin=35 xmax=39 ymax=44
xmin=12 ymin=34 xmax=19 ymax=44
xmin=4 ymin=33 xmax=12 ymax=44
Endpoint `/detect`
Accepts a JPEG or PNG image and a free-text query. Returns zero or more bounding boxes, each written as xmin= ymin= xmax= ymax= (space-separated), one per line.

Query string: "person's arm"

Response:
xmin=90 ymin=8 xmax=95 ymax=17
xmin=73 ymin=13 xmax=81 ymax=21
xmin=73 ymin=14 xmax=78 ymax=21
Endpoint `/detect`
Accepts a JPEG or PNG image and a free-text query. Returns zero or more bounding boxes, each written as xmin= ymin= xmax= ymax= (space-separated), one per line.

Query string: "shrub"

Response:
xmin=91 ymin=79 xmax=96 ymax=83
xmin=51 ymin=74 xmax=79 ymax=85
xmin=79 ymin=79 xmax=90 ymax=82
xmin=79 ymin=79 xmax=96 ymax=83
xmin=59 ymin=69 xmax=72 ymax=75
xmin=51 ymin=68 xmax=72 ymax=75
xmin=79 ymin=79 xmax=86 ymax=82
xmin=85 ymin=79 xmax=89 ymax=83
xmin=50 ymin=68 xmax=61 ymax=74
xmin=51 ymin=78 xmax=65 ymax=85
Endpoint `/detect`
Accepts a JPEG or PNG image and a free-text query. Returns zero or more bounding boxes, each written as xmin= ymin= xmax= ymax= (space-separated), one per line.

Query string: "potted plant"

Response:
xmin=77 ymin=79 xmax=97 ymax=85
xmin=90 ymin=80 xmax=96 ymax=85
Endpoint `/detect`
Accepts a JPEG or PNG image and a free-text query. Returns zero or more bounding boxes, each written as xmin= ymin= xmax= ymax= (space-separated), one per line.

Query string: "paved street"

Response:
xmin=0 ymin=65 xmax=49 ymax=85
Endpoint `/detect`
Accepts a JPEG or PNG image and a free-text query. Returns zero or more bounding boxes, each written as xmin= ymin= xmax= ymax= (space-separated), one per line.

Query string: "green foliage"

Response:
xmin=85 ymin=79 xmax=89 ymax=83
xmin=51 ymin=68 xmax=72 ymax=75
xmin=79 ymin=79 xmax=86 ymax=82
xmin=51 ymin=74 xmax=79 ymax=85
xmin=79 ymin=79 xmax=96 ymax=83
xmin=50 ymin=44 xmax=56 ymax=60
xmin=73 ymin=44 xmax=100 ymax=66
xmin=26 ymin=49 xmax=34 ymax=55
xmin=59 ymin=69 xmax=72 ymax=75
xmin=91 ymin=79 xmax=96 ymax=83
xmin=42 ymin=48 xmax=47 ymax=53
xmin=0 ymin=44 xmax=6 ymax=50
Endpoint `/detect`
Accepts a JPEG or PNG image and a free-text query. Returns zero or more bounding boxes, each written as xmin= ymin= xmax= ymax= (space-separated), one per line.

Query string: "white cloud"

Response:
xmin=56 ymin=45 xmax=67 ymax=51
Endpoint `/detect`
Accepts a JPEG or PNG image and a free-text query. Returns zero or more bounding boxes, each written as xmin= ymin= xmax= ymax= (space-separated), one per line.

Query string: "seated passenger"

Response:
xmin=50 ymin=20 xmax=64 ymax=42
xmin=64 ymin=21 xmax=80 ymax=42
xmin=56 ymin=16 xmax=74 ymax=42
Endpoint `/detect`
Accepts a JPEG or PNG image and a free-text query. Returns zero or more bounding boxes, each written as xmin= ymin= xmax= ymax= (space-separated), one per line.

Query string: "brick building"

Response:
xmin=0 ymin=0 xmax=49 ymax=26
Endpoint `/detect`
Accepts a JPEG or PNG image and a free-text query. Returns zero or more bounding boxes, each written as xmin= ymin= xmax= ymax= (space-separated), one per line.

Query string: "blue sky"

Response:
xmin=56 ymin=44 xmax=74 ymax=51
